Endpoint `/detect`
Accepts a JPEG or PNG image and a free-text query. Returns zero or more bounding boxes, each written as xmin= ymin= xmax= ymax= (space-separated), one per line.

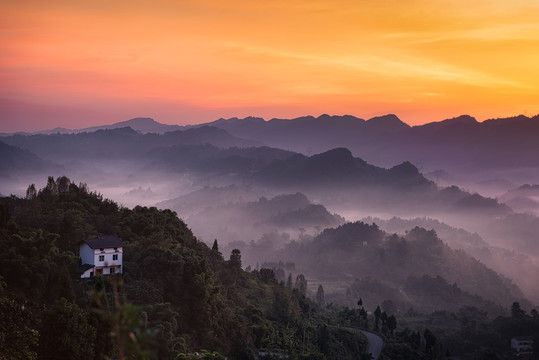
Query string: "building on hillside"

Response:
xmin=511 ymin=336 xmax=533 ymax=357
xmin=80 ymin=235 xmax=124 ymax=278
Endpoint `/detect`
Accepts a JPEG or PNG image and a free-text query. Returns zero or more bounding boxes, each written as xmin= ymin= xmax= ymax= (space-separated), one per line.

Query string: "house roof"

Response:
xmin=80 ymin=263 xmax=95 ymax=272
xmin=82 ymin=235 xmax=124 ymax=249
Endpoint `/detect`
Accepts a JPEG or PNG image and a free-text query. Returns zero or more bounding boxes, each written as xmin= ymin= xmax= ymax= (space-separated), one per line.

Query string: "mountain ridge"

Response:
xmin=4 ymin=111 xmax=537 ymax=138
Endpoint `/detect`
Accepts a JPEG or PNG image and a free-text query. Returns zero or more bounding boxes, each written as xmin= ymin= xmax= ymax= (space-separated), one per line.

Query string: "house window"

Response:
xmin=114 ymin=247 xmax=118 ymax=251
xmin=96 ymin=268 xmax=103 ymax=275
xmin=100 ymin=248 xmax=104 ymax=251
xmin=113 ymin=254 xmax=118 ymax=261
xmin=99 ymin=255 xmax=104 ymax=262
xmin=110 ymin=267 xmax=115 ymax=274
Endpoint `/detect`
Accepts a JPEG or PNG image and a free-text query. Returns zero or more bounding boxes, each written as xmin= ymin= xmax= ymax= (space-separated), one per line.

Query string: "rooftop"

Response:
xmin=83 ymin=235 xmax=124 ymax=249
xmin=80 ymin=263 xmax=95 ymax=272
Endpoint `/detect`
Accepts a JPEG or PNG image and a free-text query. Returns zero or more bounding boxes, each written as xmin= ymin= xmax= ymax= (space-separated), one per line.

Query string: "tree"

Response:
xmin=511 ymin=302 xmax=526 ymax=319
xmin=42 ymin=176 xmax=58 ymax=197
xmin=229 ymin=249 xmax=242 ymax=269
xmin=259 ymin=268 xmax=277 ymax=284
xmin=0 ymin=202 xmax=10 ymax=228
xmin=56 ymin=176 xmax=71 ymax=194
xmin=359 ymin=307 xmax=368 ymax=329
xmin=212 ymin=239 xmax=219 ymax=252
xmin=374 ymin=305 xmax=382 ymax=332
xmin=295 ymin=274 xmax=307 ymax=297
xmin=381 ymin=311 xmax=388 ymax=332
xmin=357 ymin=298 xmax=363 ymax=308
xmin=423 ymin=328 xmax=437 ymax=355
xmin=286 ymin=273 xmax=293 ymax=290
xmin=39 ymin=297 xmax=96 ymax=360
xmin=0 ymin=295 xmax=38 ymax=360
xmin=387 ymin=315 xmax=397 ymax=335
xmin=88 ymin=277 xmax=114 ymax=360
xmin=25 ymin=184 xmax=37 ymax=200
xmin=317 ymin=325 xmax=330 ymax=355
xmin=316 ymin=285 xmax=325 ymax=306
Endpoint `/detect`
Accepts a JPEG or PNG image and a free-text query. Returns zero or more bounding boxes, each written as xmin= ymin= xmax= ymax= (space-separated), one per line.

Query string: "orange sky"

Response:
xmin=1 ymin=0 xmax=539 ymax=131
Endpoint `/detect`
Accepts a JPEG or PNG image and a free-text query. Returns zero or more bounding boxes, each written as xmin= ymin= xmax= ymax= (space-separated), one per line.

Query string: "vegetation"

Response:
xmin=1 ymin=176 xmax=537 ymax=359
xmin=0 ymin=176 xmax=373 ymax=359
xmin=283 ymin=222 xmax=524 ymax=313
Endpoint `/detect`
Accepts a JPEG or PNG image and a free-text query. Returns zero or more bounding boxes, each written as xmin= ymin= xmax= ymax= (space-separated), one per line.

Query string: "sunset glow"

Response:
xmin=2 ymin=0 xmax=539 ymax=131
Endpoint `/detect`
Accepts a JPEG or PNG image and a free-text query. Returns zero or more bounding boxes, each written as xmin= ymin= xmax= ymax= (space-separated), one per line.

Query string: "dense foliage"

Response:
xmin=0 ymin=176 xmax=374 ymax=360
xmin=2 ymin=176 xmax=538 ymax=359
xmin=283 ymin=222 xmax=524 ymax=313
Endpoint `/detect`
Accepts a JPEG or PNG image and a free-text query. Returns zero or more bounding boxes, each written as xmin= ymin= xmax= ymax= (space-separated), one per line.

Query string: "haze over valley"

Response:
xmin=2 ymin=114 xmax=539 ymax=303
xmin=3 ymin=112 xmax=539 ymax=358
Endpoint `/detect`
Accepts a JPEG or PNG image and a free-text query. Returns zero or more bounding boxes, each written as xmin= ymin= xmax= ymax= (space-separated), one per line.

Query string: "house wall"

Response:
xmin=81 ymin=267 xmax=94 ymax=279
xmin=511 ymin=337 xmax=534 ymax=355
xmin=93 ymin=247 xmax=123 ymax=273
xmin=81 ymin=244 xmax=123 ymax=277
xmin=80 ymin=243 xmax=95 ymax=265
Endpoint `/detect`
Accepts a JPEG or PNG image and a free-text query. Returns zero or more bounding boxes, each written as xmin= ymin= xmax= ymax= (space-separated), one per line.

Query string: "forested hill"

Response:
xmin=0 ymin=176 xmax=381 ymax=360
xmin=281 ymin=222 xmax=525 ymax=314
xmin=2 ymin=176 xmax=538 ymax=359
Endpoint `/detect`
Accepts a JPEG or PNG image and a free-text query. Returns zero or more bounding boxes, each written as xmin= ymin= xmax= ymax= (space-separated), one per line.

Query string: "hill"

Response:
xmin=362 ymin=216 xmax=539 ymax=304
xmin=0 ymin=177 xmax=376 ymax=359
xmin=2 ymin=177 xmax=538 ymax=359
xmin=0 ymin=141 xmax=59 ymax=177
xmin=172 ymin=192 xmax=345 ymax=245
xmin=149 ymin=146 xmax=512 ymax=222
xmin=1 ymin=126 xmax=259 ymax=162
xmin=279 ymin=222 xmax=525 ymax=313
xmin=499 ymin=184 xmax=539 ymax=215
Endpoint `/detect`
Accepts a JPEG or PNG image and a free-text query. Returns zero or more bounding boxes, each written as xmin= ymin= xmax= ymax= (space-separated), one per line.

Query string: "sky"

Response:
xmin=1 ymin=0 xmax=539 ymax=132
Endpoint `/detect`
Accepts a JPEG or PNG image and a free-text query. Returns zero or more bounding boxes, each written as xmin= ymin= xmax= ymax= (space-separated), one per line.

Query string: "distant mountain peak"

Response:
xmin=316 ymin=114 xmax=364 ymax=122
xmin=312 ymin=147 xmax=354 ymax=160
xmin=390 ymin=161 xmax=421 ymax=175
xmin=366 ymin=114 xmax=410 ymax=131
xmin=118 ymin=117 xmax=158 ymax=126
xmin=367 ymin=113 xmax=401 ymax=122
xmin=93 ymin=126 xmax=139 ymax=136
xmin=428 ymin=115 xmax=478 ymax=127
xmin=445 ymin=114 xmax=478 ymax=124
xmin=317 ymin=113 xmax=332 ymax=120
xmin=216 ymin=116 xmax=265 ymax=123
xmin=513 ymin=184 xmax=539 ymax=192
xmin=76 ymin=117 xmax=184 ymax=134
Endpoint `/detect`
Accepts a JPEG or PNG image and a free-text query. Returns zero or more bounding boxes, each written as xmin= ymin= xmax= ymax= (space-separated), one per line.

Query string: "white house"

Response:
xmin=511 ymin=336 xmax=533 ymax=357
xmin=80 ymin=235 xmax=124 ymax=278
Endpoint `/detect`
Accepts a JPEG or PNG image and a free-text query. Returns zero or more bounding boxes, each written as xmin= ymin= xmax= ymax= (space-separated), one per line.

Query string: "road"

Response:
xmin=360 ymin=329 xmax=384 ymax=360
xmin=347 ymin=326 xmax=384 ymax=360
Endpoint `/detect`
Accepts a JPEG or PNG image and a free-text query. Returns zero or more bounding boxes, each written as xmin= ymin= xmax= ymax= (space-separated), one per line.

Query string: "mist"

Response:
xmin=2 ymin=115 xmax=539 ymax=313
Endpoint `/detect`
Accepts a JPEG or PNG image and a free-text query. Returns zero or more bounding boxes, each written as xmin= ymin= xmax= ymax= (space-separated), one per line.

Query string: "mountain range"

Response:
xmin=0 ymin=123 xmax=520 ymax=218
xmin=0 ymin=117 xmax=185 ymax=136
xmin=7 ymin=112 xmax=538 ymax=176
xmin=2 ymin=113 xmax=539 ymax=307
xmin=0 ymin=141 xmax=61 ymax=179
xmin=1 ymin=125 xmax=258 ymax=162
xmin=198 ymin=113 xmax=539 ymax=174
